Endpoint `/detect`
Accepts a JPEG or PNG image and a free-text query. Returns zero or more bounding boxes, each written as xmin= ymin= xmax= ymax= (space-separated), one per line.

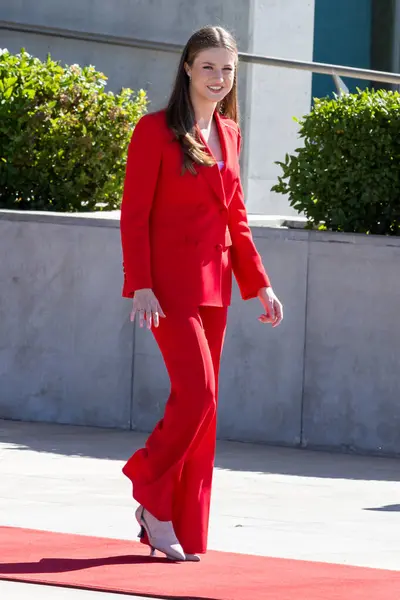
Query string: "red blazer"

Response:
xmin=120 ymin=110 xmax=270 ymax=311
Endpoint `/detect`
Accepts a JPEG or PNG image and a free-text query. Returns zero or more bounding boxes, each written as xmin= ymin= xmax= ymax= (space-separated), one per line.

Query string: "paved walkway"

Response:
xmin=1 ymin=419 xmax=399 ymax=598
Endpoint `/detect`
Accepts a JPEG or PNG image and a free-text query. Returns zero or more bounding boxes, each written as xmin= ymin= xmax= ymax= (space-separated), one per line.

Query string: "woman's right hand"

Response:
xmin=130 ymin=289 xmax=166 ymax=329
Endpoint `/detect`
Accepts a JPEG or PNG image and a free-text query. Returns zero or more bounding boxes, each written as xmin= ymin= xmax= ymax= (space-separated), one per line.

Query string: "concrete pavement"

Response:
xmin=0 ymin=419 xmax=399 ymax=599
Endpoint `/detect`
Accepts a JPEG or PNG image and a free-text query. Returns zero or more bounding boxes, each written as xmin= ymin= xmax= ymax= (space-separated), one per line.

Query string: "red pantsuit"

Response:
xmin=122 ymin=305 xmax=227 ymax=553
xmin=120 ymin=110 xmax=270 ymax=554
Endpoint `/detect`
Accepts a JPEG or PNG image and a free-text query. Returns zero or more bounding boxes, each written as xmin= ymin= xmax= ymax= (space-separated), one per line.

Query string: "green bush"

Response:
xmin=0 ymin=48 xmax=147 ymax=212
xmin=272 ymin=89 xmax=400 ymax=235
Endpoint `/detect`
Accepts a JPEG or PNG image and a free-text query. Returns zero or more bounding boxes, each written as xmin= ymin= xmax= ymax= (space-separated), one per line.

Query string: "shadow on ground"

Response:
xmin=1 ymin=419 xmax=399 ymax=482
xmin=0 ymin=554 xmax=228 ymax=600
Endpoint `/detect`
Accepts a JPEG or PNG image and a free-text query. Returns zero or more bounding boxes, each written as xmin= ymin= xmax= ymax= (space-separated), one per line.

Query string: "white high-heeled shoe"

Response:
xmin=135 ymin=505 xmax=186 ymax=562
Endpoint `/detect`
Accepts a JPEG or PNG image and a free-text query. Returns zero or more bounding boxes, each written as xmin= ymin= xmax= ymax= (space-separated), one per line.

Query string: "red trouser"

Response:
xmin=122 ymin=306 xmax=228 ymax=554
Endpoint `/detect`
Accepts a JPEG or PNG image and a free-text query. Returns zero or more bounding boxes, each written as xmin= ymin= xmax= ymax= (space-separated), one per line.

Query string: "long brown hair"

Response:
xmin=166 ymin=26 xmax=239 ymax=174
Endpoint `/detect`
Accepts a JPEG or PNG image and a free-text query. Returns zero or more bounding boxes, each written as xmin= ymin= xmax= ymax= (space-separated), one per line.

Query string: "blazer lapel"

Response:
xmin=196 ymin=111 xmax=228 ymax=206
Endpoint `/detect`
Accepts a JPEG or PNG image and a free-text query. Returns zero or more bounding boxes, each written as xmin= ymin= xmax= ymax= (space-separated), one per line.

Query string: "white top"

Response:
xmin=217 ymin=160 xmax=225 ymax=170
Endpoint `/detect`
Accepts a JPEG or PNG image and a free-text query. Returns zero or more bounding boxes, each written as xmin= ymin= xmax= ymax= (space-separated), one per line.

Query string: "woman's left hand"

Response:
xmin=257 ymin=287 xmax=283 ymax=328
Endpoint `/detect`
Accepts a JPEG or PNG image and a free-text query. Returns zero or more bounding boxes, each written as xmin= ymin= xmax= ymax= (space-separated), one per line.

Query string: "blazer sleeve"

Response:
xmin=228 ymin=128 xmax=271 ymax=300
xmin=120 ymin=114 xmax=163 ymax=296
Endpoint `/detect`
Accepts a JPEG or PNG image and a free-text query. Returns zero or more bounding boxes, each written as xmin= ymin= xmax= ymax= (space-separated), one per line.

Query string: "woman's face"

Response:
xmin=185 ymin=47 xmax=236 ymax=105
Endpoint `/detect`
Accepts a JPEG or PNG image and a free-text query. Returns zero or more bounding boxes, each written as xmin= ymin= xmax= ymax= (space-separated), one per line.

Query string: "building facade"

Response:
xmin=1 ymin=1 xmax=397 ymax=215
xmin=313 ymin=0 xmax=400 ymax=97
xmin=313 ymin=0 xmax=372 ymax=98
xmin=0 ymin=0 xmax=315 ymax=216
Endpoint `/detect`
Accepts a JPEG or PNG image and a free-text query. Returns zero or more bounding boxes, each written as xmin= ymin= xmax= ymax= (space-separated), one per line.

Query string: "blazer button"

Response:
xmin=216 ymin=243 xmax=223 ymax=251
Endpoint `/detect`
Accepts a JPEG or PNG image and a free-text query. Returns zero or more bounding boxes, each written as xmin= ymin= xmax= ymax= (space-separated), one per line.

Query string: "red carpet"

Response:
xmin=0 ymin=527 xmax=399 ymax=599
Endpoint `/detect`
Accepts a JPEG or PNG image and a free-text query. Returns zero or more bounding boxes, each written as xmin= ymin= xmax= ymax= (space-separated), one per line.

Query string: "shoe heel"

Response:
xmin=136 ymin=506 xmax=185 ymax=561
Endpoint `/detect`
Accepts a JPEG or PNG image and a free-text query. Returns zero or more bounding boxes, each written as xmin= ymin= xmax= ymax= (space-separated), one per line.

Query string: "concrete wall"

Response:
xmin=0 ymin=0 xmax=315 ymax=215
xmin=1 ymin=210 xmax=399 ymax=457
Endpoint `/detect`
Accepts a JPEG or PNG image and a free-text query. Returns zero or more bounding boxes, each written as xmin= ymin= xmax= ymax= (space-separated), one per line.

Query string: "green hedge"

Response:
xmin=272 ymin=90 xmax=400 ymax=235
xmin=0 ymin=49 xmax=147 ymax=212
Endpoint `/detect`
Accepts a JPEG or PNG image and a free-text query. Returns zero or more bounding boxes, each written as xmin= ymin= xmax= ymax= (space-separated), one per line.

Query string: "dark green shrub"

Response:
xmin=272 ymin=90 xmax=400 ymax=235
xmin=0 ymin=48 xmax=147 ymax=212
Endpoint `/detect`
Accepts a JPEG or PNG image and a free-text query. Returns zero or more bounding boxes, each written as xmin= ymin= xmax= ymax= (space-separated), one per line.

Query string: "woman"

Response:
xmin=120 ymin=25 xmax=283 ymax=562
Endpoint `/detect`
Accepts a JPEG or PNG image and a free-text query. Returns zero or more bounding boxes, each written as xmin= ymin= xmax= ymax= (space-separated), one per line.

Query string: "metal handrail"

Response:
xmin=1 ymin=18 xmax=400 ymax=85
